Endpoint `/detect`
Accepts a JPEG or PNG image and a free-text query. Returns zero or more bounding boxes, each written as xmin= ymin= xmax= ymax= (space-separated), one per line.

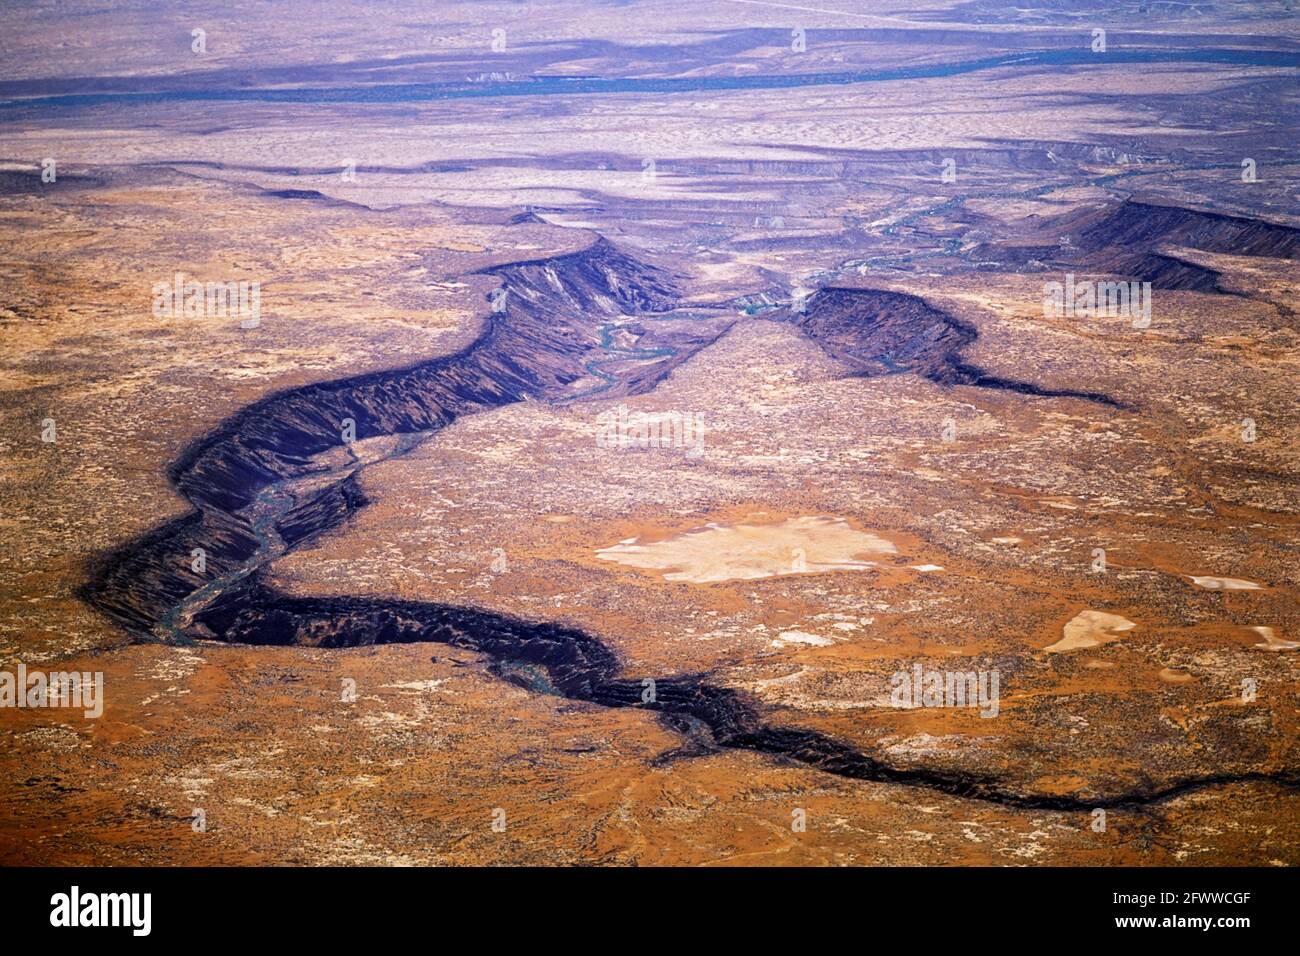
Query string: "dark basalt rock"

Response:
xmin=265 ymin=188 xmax=330 ymax=200
xmin=507 ymin=209 xmax=550 ymax=225
xmin=194 ymin=582 xmax=1299 ymax=810
xmin=83 ymin=238 xmax=693 ymax=634
xmin=82 ymin=508 xmax=262 ymax=634
xmin=1089 ymin=251 xmax=1223 ymax=293
xmin=276 ymin=474 xmax=369 ymax=548
xmin=476 ymin=236 xmax=681 ymax=314
xmin=1069 ymin=199 xmax=1300 ymax=260
xmin=787 ymin=286 xmax=1124 ymax=406
xmin=788 ymin=287 xmax=976 ymax=378
xmin=974 ymin=199 xmax=1300 ymax=297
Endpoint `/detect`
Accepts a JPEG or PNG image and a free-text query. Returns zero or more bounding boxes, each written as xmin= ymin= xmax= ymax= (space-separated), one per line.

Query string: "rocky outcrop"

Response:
xmin=1069 ymin=199 xmax=1300 ymax=259
xmin=788 ymin=287 xmax=1123 ymax=405
xmin=974 ymin=199 xmax=1300 ymax=297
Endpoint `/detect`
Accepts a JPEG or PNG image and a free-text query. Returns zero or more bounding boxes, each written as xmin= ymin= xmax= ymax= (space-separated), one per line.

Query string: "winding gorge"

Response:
xmin=81 ymin=228 xmax=1300 ymax=813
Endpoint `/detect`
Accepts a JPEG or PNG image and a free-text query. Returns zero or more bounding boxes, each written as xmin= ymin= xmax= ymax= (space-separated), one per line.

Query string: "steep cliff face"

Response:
xmin=191 ymin=584 xmax=1297 ymax=811
xmin=83 ymin=239 xmax=685 ymax=637
xmin=787 ymin=287 xmax=976 ymax=379
xmin=1069 ymin=200 xmax=1300 ymax=259
xmin=1088 ymin=251 xmax=1223 ymax=293
xmin=478 ymin=236 xmax=680 ymax=315
xmin=84 ymin=510 xmax=264 ymax=635
xmin=1068 ymin=201 xmax=1300 ymax=296
xmin=164 ymin=239 xmax=679 ymax=517
xmin=974 ymin=199 xmax=1300 ymax=294
xmin=787 ymin=287 xmax=1121 ymax=405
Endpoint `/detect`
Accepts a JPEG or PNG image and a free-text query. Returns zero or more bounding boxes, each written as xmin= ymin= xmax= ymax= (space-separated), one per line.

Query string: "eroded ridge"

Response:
xmin=977 ymin=197 xmax=1300 ymax=295
xmin=785 ymin=287 xmax=1124 ymax=406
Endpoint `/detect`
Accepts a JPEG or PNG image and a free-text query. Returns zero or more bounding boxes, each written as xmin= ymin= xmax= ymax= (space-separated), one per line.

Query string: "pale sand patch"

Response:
xmin=1045 ymin=610 xmax=1137 ymax=653
xmin=1159 ymin=668 xmax=1195 ymax=684
xmin=595 ymin=515 xmax=897 ymax=583
xmin=910 ymin=564 xmax=944 ymax=572
xmin=381 ymin=679 xmax=449 ymax=692
xmin=1187 ymin=575 xmax=1263 ymax=590
xmin=773 ymin=630 xmax=834 ymax=648
xmin=1250 ymin=626 xmax=1299 ymax=652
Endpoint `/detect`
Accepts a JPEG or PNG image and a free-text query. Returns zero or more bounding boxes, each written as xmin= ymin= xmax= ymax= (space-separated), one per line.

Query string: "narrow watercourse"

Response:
xmin=6 ymin=46 xmax=1298 ymax=111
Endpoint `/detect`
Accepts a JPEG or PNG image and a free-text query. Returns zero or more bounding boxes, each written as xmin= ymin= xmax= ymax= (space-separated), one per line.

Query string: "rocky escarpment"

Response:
xmin=979 ymin=198 xmax=1300 ymax=295
xmin=786 ymin=287 xmax=1123 ymax=406
xmin=165 ymin=238 xmax=678 ymax=514
xmin=1068 ymin=200 xmax=1300 ymax=259
xmin=83 ymin=238 xmax=697 ymax=635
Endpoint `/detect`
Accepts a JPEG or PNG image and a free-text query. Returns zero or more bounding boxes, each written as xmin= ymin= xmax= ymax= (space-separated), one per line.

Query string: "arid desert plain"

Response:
xmin=1 ymin=0 xmax=1298 ymax=866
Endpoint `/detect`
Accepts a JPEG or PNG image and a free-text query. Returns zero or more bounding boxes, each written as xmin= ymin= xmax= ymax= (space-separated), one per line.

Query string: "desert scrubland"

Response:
xmin=1 ymin=0 xmax=1297 ymax=865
